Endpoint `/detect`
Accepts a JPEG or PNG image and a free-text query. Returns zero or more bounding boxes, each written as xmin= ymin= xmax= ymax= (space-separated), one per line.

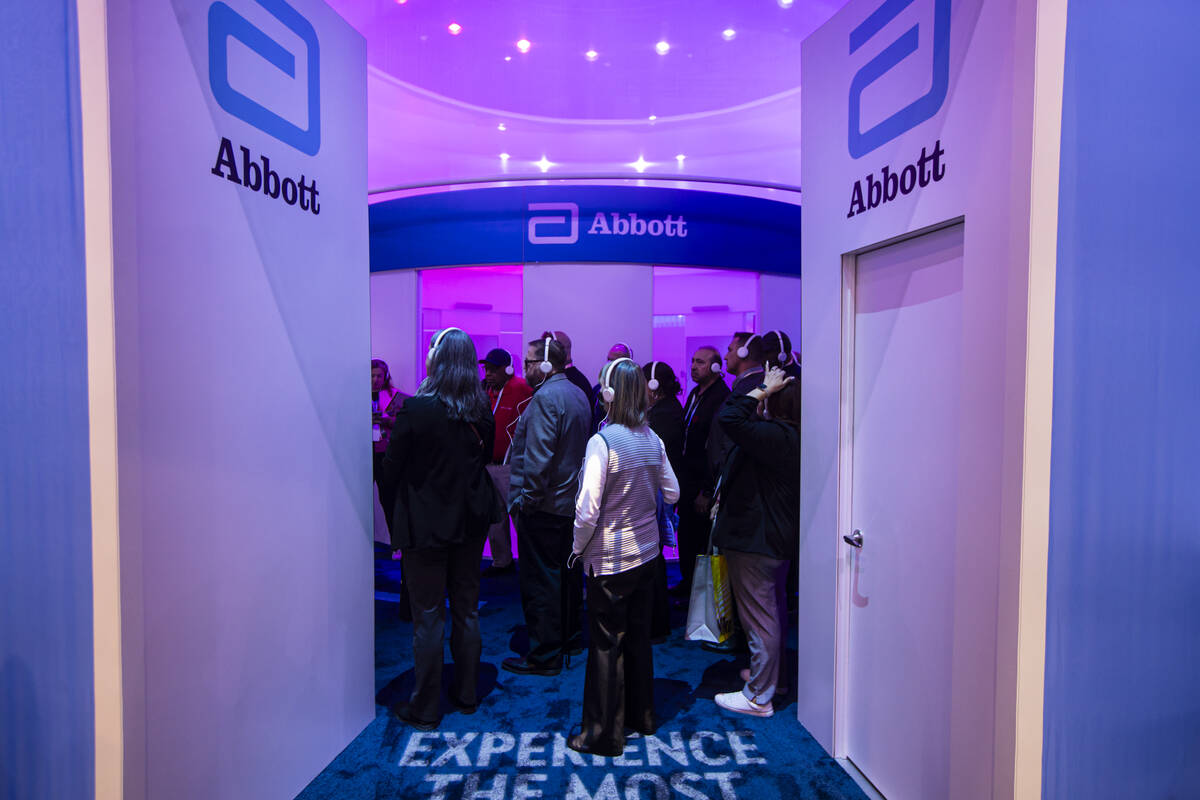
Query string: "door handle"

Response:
xmin=843 ymin=530 xmax=863 ymax=549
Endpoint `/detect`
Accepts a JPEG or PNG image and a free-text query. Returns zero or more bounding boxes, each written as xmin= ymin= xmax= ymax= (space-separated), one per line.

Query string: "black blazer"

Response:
xmin=711 ymin=394 xmax=800 ymax=561
xmin=382 ymin=395 xmax=496 ymax=552
xmin=679 ymin=378 xmax=730 ymax=499
xmin=647 ymin=396 xmax=685 ymax=478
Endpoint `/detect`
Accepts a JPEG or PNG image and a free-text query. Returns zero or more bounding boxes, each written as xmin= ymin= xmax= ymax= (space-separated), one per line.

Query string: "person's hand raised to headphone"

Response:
xmin=746 ymin=366 xmax=795 ymax=401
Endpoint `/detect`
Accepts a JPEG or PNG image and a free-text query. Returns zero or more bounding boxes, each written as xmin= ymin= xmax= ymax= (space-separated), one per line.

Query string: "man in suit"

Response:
xmin=505 ymin=335 xmax=592 ymax=676
xmin=672 ymin=346 xmax=730 ymax=597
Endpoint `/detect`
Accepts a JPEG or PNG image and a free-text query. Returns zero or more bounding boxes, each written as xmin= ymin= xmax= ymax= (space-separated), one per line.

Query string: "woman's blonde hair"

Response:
xmin=600 ymin=358 xmax=648 ymax=428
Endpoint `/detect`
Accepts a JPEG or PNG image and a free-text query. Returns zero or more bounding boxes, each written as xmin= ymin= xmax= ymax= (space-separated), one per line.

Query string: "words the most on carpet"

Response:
xmin=399 ymin=728 xmax=768 ymax=799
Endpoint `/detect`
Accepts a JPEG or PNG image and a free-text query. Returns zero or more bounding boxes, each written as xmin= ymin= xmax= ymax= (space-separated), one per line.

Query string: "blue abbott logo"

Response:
xmin=208 ymin=0 xmax=320 ymax=156
xmin=848 ymin=0 xmax=950 ymax=159
xmin=527 ymin=203 xmax=579 ymax=244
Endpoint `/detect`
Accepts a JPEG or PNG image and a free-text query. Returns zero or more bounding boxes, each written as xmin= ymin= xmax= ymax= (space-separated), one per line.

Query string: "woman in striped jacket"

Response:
xmin=567 ymin=358 xmax=680 ymax=757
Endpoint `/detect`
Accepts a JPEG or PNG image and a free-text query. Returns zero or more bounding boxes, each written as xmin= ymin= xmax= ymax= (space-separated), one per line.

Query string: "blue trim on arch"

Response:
xmin=369 ymin=185 xmax=802 ymax=275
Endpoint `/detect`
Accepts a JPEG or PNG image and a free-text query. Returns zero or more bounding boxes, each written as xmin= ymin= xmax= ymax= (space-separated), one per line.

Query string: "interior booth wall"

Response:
xmin=106 ymin=1 xmax=374 ymax=798
xmin=0 ymin=2 xmax=95 ymax=797
xmin=1043 ymin=2 xmax=1200 ymax=795
xmin=800 ymin=0 xmax=1048 ymax=796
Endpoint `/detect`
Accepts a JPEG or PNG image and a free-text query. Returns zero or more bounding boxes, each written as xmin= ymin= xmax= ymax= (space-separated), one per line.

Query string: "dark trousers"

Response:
xmin=403 ymin=532 xmax=487 ymax=723
xmin=516 ymin=510 xmax=583 ymax=666
xmin=651 ymin=553 xmax=670 ymax=639
xmin=675 ymin=498 xmax=712 ymax=593
xmin=579 ymin=559 xmax=657 ymax=753
xmin=375 ymin=451 xmax=410 ymax=615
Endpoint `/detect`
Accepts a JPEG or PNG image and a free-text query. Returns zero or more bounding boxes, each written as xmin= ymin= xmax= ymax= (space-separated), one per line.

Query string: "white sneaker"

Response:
xmin=715 ymin=691 xmax=774 ymax=718
xmin=739 ymin=668 xmax=788 ymax=696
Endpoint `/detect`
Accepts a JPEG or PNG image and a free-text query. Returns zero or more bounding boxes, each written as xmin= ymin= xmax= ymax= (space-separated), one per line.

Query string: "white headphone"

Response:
xmin=539 ymin=336 xmax=554 ymax=374
xmin=647 ymin=360 xmax=662 ymax=392
xmin=769 ymin=329 xmax=792 ymax=365
xmin=600 ymin=357 xmax=632 ymax=403
xmin=710 ymin=357 xmax=724 ymax=375
xmin=505 ymin=351 xmax=515 ymax=376
xmin=736 ymin=333 xmax=760 ymax=360
xmin=429 ymin=327 xmax=463 ymax=358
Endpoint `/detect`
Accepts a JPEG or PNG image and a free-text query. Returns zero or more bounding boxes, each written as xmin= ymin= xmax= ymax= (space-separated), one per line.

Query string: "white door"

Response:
xmin=844 ymin=223 xmax=978 ymax=799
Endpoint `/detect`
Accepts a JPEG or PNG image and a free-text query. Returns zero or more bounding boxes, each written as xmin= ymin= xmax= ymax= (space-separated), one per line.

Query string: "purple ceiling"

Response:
xmin=325 ymin=0 xmax=849 ymax=191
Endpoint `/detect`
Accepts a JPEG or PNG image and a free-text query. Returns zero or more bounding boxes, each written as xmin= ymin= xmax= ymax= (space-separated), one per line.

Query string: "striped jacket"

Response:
xmin=572 ymin=424 xmax=680 ymax=576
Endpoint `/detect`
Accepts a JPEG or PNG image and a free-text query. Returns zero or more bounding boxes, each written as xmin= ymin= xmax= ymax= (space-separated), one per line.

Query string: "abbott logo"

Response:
xmin=527 ymin=203 xmax=579 ymax=244
xmin=848 ymin=0 xmax=950 ymax=159
xmin=209 ymin=0 xmax=321 ymax=156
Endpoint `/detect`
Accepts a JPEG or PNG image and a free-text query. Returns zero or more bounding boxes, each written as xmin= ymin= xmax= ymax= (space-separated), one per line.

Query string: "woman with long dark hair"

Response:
xmin=568 ymin=358 xmax=680 ymax=756
xmin=710 ymin=366 xmax=800 ymax=718
xmin=383 ymin=327 xmax=501 ymax=730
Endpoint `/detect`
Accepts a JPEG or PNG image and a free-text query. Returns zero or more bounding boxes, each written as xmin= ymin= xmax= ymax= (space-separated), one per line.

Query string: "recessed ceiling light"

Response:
xmin=722 ymin=28 xmax=736 ymax=41
xmin=504 ymin=55 xmax=512 ymax=62
xmin=630 ymin=156 xmax=652 ymax=173
xmin=395 ymin=0 xmax=407 ymax=4
xmin=448 ymin=22 xmax=462 ymax=35
xmin=535 ymin=156 xmax=554 ymax=172
xmin=517 ymin=39 xmax=532 ymax=53
xmin=497 ymin=123 xmax=507 ymax=131
xmin=585 ymin=49 xmax=599 ymax=62
xmin=648 ymin=114 xmax=657 ymax=121
xmin=778 ymin=0 xmax=794 ymax=7
xmin=675 ymin=154 xmax=686 ymax=163
xmin=499 ymin=153 xmax=510 ymax=161
xmin=655 ymin=40 xmax=671 ymax=55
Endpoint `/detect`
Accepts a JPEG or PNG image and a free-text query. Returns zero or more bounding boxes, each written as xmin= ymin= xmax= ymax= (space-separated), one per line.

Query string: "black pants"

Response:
xmin=403 ymin=532 xmax=487 ymax=723
xmin=650 ymin=553 xmax=670 ymax=639
xmin=579 ymin=559 xmax=657 ymax=753
xmin=515 ymin=510 xmax=583 ymax=667
xmin=375 ymin=450 xmax=410 ymax=615
xmin=675 ymin=498 xmax=712 ymax=594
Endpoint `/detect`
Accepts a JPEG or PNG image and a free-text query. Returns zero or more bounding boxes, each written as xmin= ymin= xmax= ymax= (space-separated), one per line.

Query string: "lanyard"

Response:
xmin=491 ymin=383 xmax=506 ymax=415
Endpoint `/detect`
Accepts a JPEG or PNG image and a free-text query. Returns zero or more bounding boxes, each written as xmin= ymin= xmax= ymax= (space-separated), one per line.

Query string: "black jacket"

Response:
xmin=563 ymin=365 xmax=597 ymax=424
xmin=706 ymin=367 xmax=764 ymax=483
xmin=679 ymin=378 xmax=730 ymax=499
xmin=647 ymin=396 xmax=685 ymax=477
xmin=711 ymin=394 xmax=800 ymax=561
xmin=382 ymin=395 xmax=496 ymax=552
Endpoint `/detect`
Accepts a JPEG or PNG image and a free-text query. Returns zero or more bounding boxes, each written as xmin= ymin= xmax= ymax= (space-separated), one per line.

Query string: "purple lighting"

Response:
xmin=325 ymin=0 xmax=852 ymax=189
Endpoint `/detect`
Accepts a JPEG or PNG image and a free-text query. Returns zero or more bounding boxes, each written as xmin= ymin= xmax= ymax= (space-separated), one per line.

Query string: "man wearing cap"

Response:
xmin=480 ymin=348 xmax=534 ymax=577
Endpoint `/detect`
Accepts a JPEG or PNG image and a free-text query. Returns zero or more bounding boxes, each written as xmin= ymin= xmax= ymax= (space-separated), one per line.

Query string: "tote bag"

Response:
xmin=685 ymin=550 xmax=733 ymax=644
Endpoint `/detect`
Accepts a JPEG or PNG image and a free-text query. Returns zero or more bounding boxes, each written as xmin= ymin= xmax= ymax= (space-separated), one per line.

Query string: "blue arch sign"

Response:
xmin=369 ymin=185 xmax=802 ymax=275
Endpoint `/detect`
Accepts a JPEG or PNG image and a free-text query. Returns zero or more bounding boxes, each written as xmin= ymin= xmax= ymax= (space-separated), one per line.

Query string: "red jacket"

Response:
xmin=487 ymin=376 xmax=533 ymax=463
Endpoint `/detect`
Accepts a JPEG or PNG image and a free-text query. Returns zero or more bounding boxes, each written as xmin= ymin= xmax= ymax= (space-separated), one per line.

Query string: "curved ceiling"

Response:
xmin=325 ymin=0 xmax=850 ymax=190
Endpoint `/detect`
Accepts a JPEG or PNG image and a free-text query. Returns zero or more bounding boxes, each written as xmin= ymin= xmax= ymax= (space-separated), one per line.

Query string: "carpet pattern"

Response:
xmin=296 ymin=556 xmax=868 ymax=800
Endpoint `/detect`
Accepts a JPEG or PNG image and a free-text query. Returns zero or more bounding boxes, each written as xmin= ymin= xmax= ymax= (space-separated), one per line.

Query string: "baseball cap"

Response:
xmin=480 ymin=348 xmax=512 ymax=368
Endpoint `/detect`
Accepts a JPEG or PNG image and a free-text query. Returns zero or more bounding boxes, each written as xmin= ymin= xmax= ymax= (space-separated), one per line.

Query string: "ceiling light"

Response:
xmin=778 ymin=0 xmax=794 ymax=7
xmin=499 ymin=153 xmax=510 ymax=161
xmin=630 ymin=156 xmax=652 ymax=173
xmin=722 ymin=28 xmax=736 ymax=41
xmin=395 ymin=0 xmax=408 ymax=4
xmin=448 ymin=22 xmax=462 ymax=35
xmin=675 ymin=154 xmax=686 ymax=163
xmin=516 ymin=39 xmax=532 ymax=54
xmin=497 ymin=123 xmax=507 ymax=131
xmin=648 ymin=114 xmax=657 ymax=121
xmin=585 ymin=49 xmax=599 ymax=62
xmin=655 ymin=40 xmax=670 ymax=55
xmin=535 ymin=156 xmax=554 ymax=172
xmin=504 ymin=55 xmax=512 ymax=62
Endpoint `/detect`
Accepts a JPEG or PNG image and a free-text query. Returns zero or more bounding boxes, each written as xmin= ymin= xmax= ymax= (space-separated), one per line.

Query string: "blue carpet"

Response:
xmin=296 ymin=556 xmax=868 ymax=800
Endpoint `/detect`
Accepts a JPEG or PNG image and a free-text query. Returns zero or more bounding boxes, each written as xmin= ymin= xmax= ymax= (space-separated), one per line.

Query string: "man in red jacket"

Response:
xmin=480 ymin=348 xmax=533 ymax=576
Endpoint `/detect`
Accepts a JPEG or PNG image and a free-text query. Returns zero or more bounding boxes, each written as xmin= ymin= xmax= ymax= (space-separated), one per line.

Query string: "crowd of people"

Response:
xmin=373 ymin=326 xmax=802 ymax=753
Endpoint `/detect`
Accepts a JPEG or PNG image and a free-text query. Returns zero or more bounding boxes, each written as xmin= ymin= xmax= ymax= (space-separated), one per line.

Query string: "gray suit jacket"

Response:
xmin=508 ymin=373 xmax=591 ymax=517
